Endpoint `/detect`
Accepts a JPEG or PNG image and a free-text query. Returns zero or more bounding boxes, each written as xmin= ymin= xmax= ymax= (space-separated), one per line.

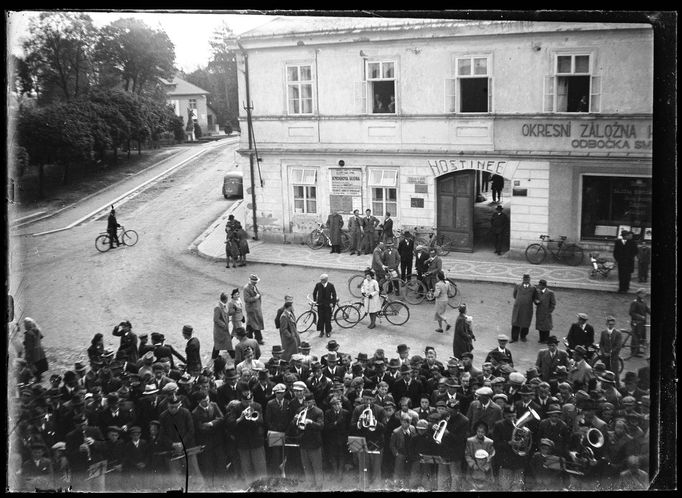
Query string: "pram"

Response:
xmin=589 ymin=253 xmax=615 ymax=279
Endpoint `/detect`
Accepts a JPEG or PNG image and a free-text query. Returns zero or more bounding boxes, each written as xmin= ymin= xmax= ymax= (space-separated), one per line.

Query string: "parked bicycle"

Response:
xmin=563 ymin=339 xmax=625 ymax=376
xmin=589 ymin=253 xmax=616 ymax=279
xmin=95 ymin=226 xmax=138 ymax=253
xmin=335 ymin=294 xmax=410 ymax=328
xmin=305 ymin=222 xmax=351 ymax=252
xmin=413 ymin=226 xmax=454 ymax=256
xmin=295 ymin=295 xmax=357 ymax=333
xmin=347 ymin=268 xmax=427 ymax=305
xmin=525 ymin=234 xmax=584 ymax=266
xmin=620 ymin=325 xmax=650 ymax=362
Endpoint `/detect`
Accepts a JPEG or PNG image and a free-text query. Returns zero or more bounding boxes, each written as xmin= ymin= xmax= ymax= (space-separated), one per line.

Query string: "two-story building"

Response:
xmin=162 ymin=76 xmax=221 ymax=136
xmin=230 ymin=17 xmax=653 ymax=258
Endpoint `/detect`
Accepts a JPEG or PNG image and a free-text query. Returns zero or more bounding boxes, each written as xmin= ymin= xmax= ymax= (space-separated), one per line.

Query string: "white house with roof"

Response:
xmin=161 ymin=76 xmax=221 ymax=136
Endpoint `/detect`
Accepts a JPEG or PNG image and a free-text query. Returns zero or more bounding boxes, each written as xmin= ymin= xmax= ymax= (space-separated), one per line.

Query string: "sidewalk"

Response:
xmin=190 ymin=207 xmax=651 ymax=294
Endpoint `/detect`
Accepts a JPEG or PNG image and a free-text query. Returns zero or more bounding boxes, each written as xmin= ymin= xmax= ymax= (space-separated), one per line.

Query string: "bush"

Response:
xmin=193 ymin=122 xmax=202 ymax=139
xmin=224 ymin=122 xmax=233 ymax=135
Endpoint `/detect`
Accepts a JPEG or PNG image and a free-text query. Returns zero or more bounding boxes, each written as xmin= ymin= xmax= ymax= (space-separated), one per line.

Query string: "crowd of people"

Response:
xmin=11 ymin=285 xmax=651 ymax=492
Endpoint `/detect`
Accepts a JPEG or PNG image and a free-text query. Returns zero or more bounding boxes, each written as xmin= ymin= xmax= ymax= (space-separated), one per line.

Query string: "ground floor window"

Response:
xmin=581 ymin=175 xmax=652 ymax=240
xmin=294 ymin=186 xmax=317 ymax=214
xmin=372 ymin=187 xmax=397 ymax=217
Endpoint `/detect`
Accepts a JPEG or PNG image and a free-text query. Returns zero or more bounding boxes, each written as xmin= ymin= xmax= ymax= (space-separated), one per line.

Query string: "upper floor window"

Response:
xmin=286 ymin=65 xmax=313 ymax=115
xmin=445 ymin=55 xmax=493 ymax=113
xmin=544 ymin=53 xmax=601 ymax=113
xmin=355 ymin=60 xmax=397 ymax=114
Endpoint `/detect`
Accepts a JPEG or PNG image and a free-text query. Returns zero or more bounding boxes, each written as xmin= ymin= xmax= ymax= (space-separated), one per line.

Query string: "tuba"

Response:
xmin=566 ymin=428 xmax=605 ymax=475
xmin=510 ymin=407 xmax=540 ymax=456
xmin=433 ymin=420 xmax=447 ymax=444
xmin=361 ymin=407 xmax=377 ymax=431
xmin=295 ymin=407 xmax=309 ymax=430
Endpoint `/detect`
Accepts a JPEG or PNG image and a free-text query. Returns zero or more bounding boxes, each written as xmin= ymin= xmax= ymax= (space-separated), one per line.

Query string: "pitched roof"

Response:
xmin=161 ymin=76 xmax=209 ymax=96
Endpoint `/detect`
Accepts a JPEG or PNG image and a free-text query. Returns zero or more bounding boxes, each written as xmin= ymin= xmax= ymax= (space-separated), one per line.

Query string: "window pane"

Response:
xmin=368 ymin=62 xmax=380 ymax=79
xmin=473 ymin=58 xmax=487 ymax=75
xmin=307 ymin=200 xmax=317 ymax=213
xmin=293 ymin=185 xmax=304 ymax=198
xmin=458 ymin=58 xmax=471 ymax=76
xmin=300 ymin=66 xmax=312 ymax=80
xmin=557 ymin=56 xmax=572 ymax=73
xmin=373 ymin=188 xmax=384 ymax=201
xmin=291 ymin=100 xmax=300 ymax=114
xmin=387 ymin=188 xmax=397 ymax=201
xmin=303 ymin=171 xmax=316 ymax=184
xmin=372 ymin=202 xmax=383 ymax=217
xmin=383 ymin=62 xmax=395 ymax=78
xmin=288 ymin=85 xmax=300 ymax=100
xmin=308 ymin=186 xmax=317 ymax=198
xmin=575 ymin=56 xmax=590 ymax=73
xmin=369 ymin=170 xmax=383 ymax=185
xmin=287 ymin=66 xmax=299 ymax=81
xmin=382 ymin=170 xmax=398 ymax=187
xmin=301 ymin=85 xmax=312 ymax=98
xmin=302 ymin=99 xmax=313 ymax=114
xmin=294 ymin=200 xmax=304 ymax=212
xmin=387 ymin=202 xmax=397 ymax=215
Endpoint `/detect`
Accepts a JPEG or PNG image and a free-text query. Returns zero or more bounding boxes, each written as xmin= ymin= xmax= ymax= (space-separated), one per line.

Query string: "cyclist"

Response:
xmin=423 ymin=248 xmax=442 ymax=291
xmin=381 ymin=240 xmax=401 ymax=295
xmin=107 ymin=206 xmax=121 ymax=249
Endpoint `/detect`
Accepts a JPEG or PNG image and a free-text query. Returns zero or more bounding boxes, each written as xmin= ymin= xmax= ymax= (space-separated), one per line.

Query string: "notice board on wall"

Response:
xmin=330 ymin=195 xmax=354 ymax=214
xmin=329 ymin=168 xmax=362 ymax=214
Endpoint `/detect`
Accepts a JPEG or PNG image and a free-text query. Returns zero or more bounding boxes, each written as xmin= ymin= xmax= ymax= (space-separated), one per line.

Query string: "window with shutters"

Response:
xmin=291 ymin=168 xmax=317 ymax=213
xmin=445 ymin=55 xmax=493 ymax=113
xmin=358 ymin=60 xmax=396 ymax=114
xmin=368 ymin=169 xmax=398 ymax=216
xmin=544 ymin=53 xmax=600 ymax=113
xmin=286 ymin=65 xmax=314 ymax=115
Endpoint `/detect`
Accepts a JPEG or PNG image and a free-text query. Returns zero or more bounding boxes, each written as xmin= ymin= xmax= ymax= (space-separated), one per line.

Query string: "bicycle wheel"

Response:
xmin=615 ymin=357 xmax=625 ymax=375
xmin=383 ymin=301 xmax=410 ymax=326
xmin=334 ymin=305 xmax=361 ymax=328
xmin=404 ymin=278 xmax=427 ymax=305
xmin=122 ymin=230 xmax=138 ymax=246
xmin=381 ymin=277 xmax=404 ymax=299
xmin=348 ymin=274 xmax=365 ymax=299
xmin=620 ymin=332 xmax=633 ymax=361
xmin=525 ymin=243 xmax=547 ymax=264
xmin=560 ymin=244 xmax=584 ymax=266
xmin=435 ymin=233 xmax=453 ymax=256
xmin=340 ymin=232 xmax=352 ymax=253
xmin=296 ymin=310 xmax=317 ymax=333
xmin=95 ymin=234 xmax=111 ymax=253
xmin=306 ymin=230 xmax=325 ymax=250
xmin=446 ymin=279 xmax=462 ymax=309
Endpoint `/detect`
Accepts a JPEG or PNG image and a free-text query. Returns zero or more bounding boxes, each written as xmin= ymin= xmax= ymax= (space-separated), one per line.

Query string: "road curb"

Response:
xmin=189 ymin=199 xmax=244 ymax=259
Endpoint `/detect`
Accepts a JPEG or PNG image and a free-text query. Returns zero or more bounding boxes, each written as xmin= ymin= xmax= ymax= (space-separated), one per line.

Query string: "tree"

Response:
xmin=22 ymin=12 xmax=97 ymax=103
xmin=94 ymin=18 xmax=176 ymax=95
xmin=207 ymin=22 xmax=240 ymax=129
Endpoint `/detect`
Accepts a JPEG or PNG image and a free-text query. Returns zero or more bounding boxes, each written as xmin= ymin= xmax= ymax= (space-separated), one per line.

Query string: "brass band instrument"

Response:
xmin=242 ymin=405 xmax=259 ymax=421
xmin=295 ymin=407 xmax=309 ymax=430
xmin=565 ymin=428 xmax=605 ymax=475
xmin=510 ymin=407 xmax=540 ymax=456
xmin=433 ymin=420 xmax=447 ymax=444
xmin=360 ymin=407 xmax=377 ymax=431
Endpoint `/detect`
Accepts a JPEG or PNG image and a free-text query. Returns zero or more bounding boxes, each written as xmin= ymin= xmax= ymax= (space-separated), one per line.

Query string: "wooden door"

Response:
xmin=437 ymin=171 xmax=475 ymax=252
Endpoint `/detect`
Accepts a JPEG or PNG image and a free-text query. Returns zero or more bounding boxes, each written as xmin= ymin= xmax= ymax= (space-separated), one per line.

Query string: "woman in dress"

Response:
xmin=87 ymin=333 xmax=105 ymax=367
xmin=361 ymin=269 xmax=381 ymax=329
xmin=227 ymin=288 xmax=245 ymax=345
xmin=235 ymin=222 xmax=250 ymax=266
xmin=433 ymin=271 xmax=451 ymax=333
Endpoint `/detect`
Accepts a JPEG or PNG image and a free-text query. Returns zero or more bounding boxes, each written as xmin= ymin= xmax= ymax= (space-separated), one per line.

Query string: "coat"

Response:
xmin=466 ymin=400 xmax=503 ymax=436
xmin=398 ymin=238 xmax=414 ymax=262
xmin=490 ymin=212 xmax=508 ymax=234
xmin=535 ymin=349 xmax=569 ymax=382
xmin=452 ymin=314 xmax=474 ymax=359
xmin=227 ymin=298 xmax=245 ymax=331
xmin=23 ymin=328 xmax=46 ymax=366
xmin=382 ymin=247 xmax=400 ymax=271
xmin=613 ymin=238 xmax=638 ymax=272
xmin=534 ymin=288 xmax=556 ymax=331
xmin=381 ymin=218 xmax=394 ymax=238
xmin=565 ymin=322 xmax=595 ymax=350
xmin=243 ymin=282 xmax=264 ymax=331
xmin=279 ymin=309 xmax=300 ymax=361
xmin=326 ymin=213 xmax=344 ymax=245
xmin=511 ymin=283 xmax=537 ymax=328
xmin=361 ymin=278 xmax=381 ymax=314
xmin=313 ymin=282 xmax=337 ymax=307
xmin=213 ymin=302 xmax=232 ymax=351
xmin=185 ymin=337 xmax=202 ymax=374
xmin=348 ymin=215 xmax=363 ymax=233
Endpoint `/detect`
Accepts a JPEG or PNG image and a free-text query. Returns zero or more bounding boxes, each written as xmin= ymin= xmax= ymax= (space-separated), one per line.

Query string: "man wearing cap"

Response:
xmin=289 ymin=392 xmax=325 ymax=489
xmin=533 ymin=279 xmax=556 ymax=344
xmin=485 ymin=334 xmax=514 ymax=369
xmin=528 ymin=438 xmax=562 ymax=490
xmin=598 ymin=316 xmax=623 ymax=376
xmin=492 ymin=405 xmax=525 ymax=490
xmin=21 ymin=441 xmax=54 ymax=491
xmin=537 ymin=403 xmax=570 ymax=453
xmin=628 ymin=289 xmax=650 ymax=357
xmin=243 ymin=274 xmax=265 ymax=345
xmin=351 ymin=389 xmax=387 ymax=486
xmin=613 ymin=229 xmax=638 ymax=293
xmin=466 ymin=387 xmax=502 ymax=437
xmin=225 ymin=385 xmax=266 ymax=484
xmin=313 ymin=273 xmax=338 ymax=338
xmin=264 ymin=383 xmax=290 ymax=475
xmin=113 ymin=320 xmax=139 ymax=364
xmin=381 ymin=238 xmax=401 ymax=295
xmin=566 ymin=313 xmax=595 ymax=351
xmin=348 ymin=209 xmax=364 ymax=256
xmin=535 ymin=335 xmax=569 ymax=383
xmin=511 ymin=273 xmax=537 ymax=343
xmin=121 ymin=425 xmax=149 ymax=480
xmin=490 ymin=204 xmax=509 ymax=255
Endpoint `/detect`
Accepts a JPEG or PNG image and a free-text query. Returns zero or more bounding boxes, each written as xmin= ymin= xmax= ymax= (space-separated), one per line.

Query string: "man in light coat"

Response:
xmin=510 ymin=273 xmax=537 ymax=343
xmin=243 ymin=274 xmax=265 ymax=345
xmin=212 ymin=292 xmax=232 ymax=360
xmin=534 ymin=279 xmax=556 ymax=344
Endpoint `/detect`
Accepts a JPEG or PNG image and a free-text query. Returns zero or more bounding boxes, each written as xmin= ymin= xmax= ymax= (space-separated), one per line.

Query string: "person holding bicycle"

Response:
xmin=423 ymin=248 xmax=442 ymax=292
xmin=107 ymin=206 xmax=121 ymax=249
xmin=361 ymin=269 xmax=381 ymax=329
xmin=598 ymin=316 xmax=623 ymax=378
xmin=628 ymin=289 xmax=650 ymax=357
xmin=313 ymin=273 xmax=338 ymax=338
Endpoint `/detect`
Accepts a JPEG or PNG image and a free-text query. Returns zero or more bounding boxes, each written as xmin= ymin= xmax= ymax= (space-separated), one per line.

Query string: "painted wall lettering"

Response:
xmin=427 ymin=159 xmax=520 ymax=180
xmin=518 ymin=120 xmax=651 ymax=150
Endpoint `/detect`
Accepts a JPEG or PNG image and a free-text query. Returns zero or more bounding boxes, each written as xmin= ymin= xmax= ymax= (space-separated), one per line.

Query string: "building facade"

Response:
xmin=162 ymin=76 xmax=221 ymax=136
xmin=231 ymin=18 xmax=653 ymax=258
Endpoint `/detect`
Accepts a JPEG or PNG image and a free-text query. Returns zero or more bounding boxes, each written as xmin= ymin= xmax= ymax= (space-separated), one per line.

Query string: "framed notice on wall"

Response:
xmin=329 ymin=168 xmax=362 ymax=214
xmin=330 ymin=195 xmax=353 ymax=214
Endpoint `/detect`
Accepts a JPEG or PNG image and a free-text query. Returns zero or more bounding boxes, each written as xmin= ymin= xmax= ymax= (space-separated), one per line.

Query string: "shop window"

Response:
xmin=287 ymin=65 xmax=314 ymax=115
xmin=291 ymin=168 xmax=317 ymax=214
xmin=581 ymin=176 xmax=651 ymax=240
xmin=444 ymin=55 xmax=493 ymax=113
xmin=544 ymin=54 xmax=601 ymax=113
xmin=355 ymin=60 xmax=396 ymax=114
xmin=368 ymin=168 xmax=398 ymax=216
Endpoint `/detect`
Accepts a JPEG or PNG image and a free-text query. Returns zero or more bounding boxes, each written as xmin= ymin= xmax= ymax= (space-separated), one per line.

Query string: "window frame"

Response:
xmin=368 ymin=168 xmax=398 ymax=217
xmin=445 ymin=53 xmax=493 ymax=114
xmin=285 ymin=63 xmax=315 ymax=116
xmin=363 ymin=59 xmax=398 ymax=115
xmin=544 ymin=51 xmax=600 ymax=114
xmin=291 ymin=167 xmax=318 ymax=214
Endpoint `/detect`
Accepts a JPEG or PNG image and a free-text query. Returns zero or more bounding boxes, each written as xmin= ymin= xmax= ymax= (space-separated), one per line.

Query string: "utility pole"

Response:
xmin=241 ymin=48 xmax=259 ymax=241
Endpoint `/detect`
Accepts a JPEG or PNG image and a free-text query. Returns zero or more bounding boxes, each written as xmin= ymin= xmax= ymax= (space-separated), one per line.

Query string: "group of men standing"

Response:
xmin=345 ymin=209 xmax=394 ymax=255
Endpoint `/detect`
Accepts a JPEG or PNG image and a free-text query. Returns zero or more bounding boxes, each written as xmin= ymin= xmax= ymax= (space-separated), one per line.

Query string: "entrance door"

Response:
xmin=437 ymin=171 xmax=475 ymax=252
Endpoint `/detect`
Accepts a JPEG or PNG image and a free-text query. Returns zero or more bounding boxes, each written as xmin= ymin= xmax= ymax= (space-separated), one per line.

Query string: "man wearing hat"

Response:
xmin=289 ymin=354 xmax=310 ymax=383
xmin=252 ymin=369 xmax=275 ymax=409
xmin=313 ymin=273 xmax=338 ymax=338
xmin=613 ymin=229 xmax=638 ymax=293
xmin=533 ymin=279 xmax=556 ymax=344
xmin=306 ymin=361 xmax=332 ymax=409
xmin=485 ymin=334 xmax=514 ymax=369
xmin=212 ymin=292 xmax=233 ymax=361
xmin=99 ymin=393 xmax=133 ymax=440
xmin=243 ymin=274 xmax=265 ymax=345
xmin=181 ymin=325 xmax=201 ymax=376
xmin=511 ymin=273 xmax=537 ymax=343
xmin=566 ymin=313 xmax=595 ymax=351
xmin=350 ymin=389 xmax=387 ymax=486
xmin=151 ymin=333 xmax=185 ymax=369
xmin=112 ymin=320 xmax=139 ymax=364
xmin=490 ymin=204 xmax=509 ymax=255
xmin=398 ymin=230 xmax=415 ymax=281
xmin=321 ymin=351 xmax=346 ymax=383
xmin=466 ymin=387 xmax=502 ymax=437
xmin=278 ymin=298 xmax=300 ymax=362
xmin=289 ymin=392 xmax=324 ymax=489
xmin=297 ymin=342 xmax=317 ymax=369
xmin=216 ymin=367 xmax=241 ymax=413
xmin=620 ymin=371 xmax=646 ymax=402
xmin=21 ymin=440 xmax=54 ymax=491
xmin=65 ymin=414 xmax=106 ymax=490
xmin=191 ymin=392 xmax=225 ymax=487
xmin=274 ymin=294 xmax=294 ymax=330
xmin=103 ymin=425 xmax=126 ymax=490
xmin=381 ymin=236 xmax=401 ymax=295
xmin=234 ymin=326 xmax=261 ymax=364
xmin=537 ymin=404 xmax=570 ymax=453
xmin=514 ymin=385 xmax=541 ymax=424
xmin=492 ymin=405 xmax=525 ymax=490
xmin=393 ymin=364 xmax=426 ymax=409
xmin=629 ymin=288 xmax=650 ymax=357
xmin=138 ymin=332 xmax=154 ymax=358
xmin=598 ymin=316 xmax=623 ymax=377
xmin=535 ymin=335 xmax=569 ymax=383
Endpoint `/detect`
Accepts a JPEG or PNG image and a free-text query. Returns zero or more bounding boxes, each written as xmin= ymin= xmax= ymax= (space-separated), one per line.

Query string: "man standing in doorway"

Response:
xmin=613 ymin=230 xmax=639 ymax=293
xmin=348 ymin=209 xmax=364 ymax=256
xmin=490 ymin=174 xmax=504 ymax=204
xmin=313 ymin=273 xmax=338 ymax=338
xmin=490 ymin=205 xmax=508 ymax=255
xmin=510 ymin=273 xmax=537 ymax=343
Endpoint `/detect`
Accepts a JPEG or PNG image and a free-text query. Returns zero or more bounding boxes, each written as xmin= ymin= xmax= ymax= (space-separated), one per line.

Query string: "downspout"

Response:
xmin=237 ymin=40 xmax=259 ymax=241
xmin=314 ymin=48 xmax=321 ymax=140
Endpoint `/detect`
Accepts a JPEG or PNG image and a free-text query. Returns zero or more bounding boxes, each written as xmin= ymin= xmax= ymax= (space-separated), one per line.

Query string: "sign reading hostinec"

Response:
xmin=329 ymin=168 xmax=362 ymax=196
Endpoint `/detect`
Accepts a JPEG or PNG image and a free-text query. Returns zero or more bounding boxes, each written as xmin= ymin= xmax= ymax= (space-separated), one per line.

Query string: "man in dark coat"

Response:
xmin=510 ymin=274 xmax=537 ymax=343
xmin=613 ymin=230 xmax=639 ymax=293
xmin=323 ymin=395 xmax=351 ymax=479
xmin=264 ymin=383 xmax=290 ymax=476
xmin=243 ymin=274 xmax=265 ymax=345
xmin=326 ymin=210 xmax=344 ymax=254
xmin=534 ymin=279 xmax=556 ymax=344
xmin=380 ymin=212 xmax=394 ymax=243
xmin=112 ymin=320 xmax=139 ymax=364
xmin=225 ymin=386 xmax=266 ymax=484
xmin=191 ymin=392 xmax=225 ymax=488
xmin=490 ymin=174 xmax=504 ymax=203
xmin=485 ymin=334 xmax=514 ymax=368
xmin=492 ymin=406 xmax=526 ymax=490
xmin=312 ymin=273 xmax=338 ymax=338
xmin=452 ymin=305 xmax=475 ymax=360
xmin=466 ymin=387 xmax=502 ymax=437
xmin=351 ymin=390 xmax=387 ymax=486
xmin=362 ymin=209 xmax=380 ymax=254
xmin=565 ymin=313 xmax=595 ymax=350
xmin=535 ymin=336 xmax=569 ymax=383
xmin=490 ymin=205 xmax=508 ymax=255
xmin=628 ymin=288 xmax=650 ymax=356
xmin=398 ymin=231 xmax=415 ymax=280
xmin=289 ymin=393 xmax=325 ymax=489
xmin=348 ymin=209 xmax=364 ymax=255
xmin=181 ymin=325 xmax=201 ymax=376
xmin=107 ymin=206 xmax=121 ymax=249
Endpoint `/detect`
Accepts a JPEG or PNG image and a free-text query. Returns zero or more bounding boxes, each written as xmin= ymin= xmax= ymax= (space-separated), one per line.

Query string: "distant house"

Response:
xmin=161 ymin=76 xmax=222 ymax=136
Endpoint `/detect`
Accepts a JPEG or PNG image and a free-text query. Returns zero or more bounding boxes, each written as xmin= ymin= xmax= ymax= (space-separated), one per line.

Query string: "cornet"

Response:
xmin=295 ymin=407 xmax=309 ymax=430
xmin=433 ymin=420 xmax=447 ymax=444
xmin=360 ymin=407 xmax=377 ymax=431
xmin=242 ymin=405 xmax=259 ymax=421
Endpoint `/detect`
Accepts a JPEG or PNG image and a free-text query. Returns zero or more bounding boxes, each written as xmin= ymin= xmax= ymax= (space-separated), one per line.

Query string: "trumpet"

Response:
xmin=242 ymin=405 xmax=259 ymax=421
xmin=433 ymin=420 xmax=447 ymax=444
xmin=510 ymin=407 xmax=540 ymax=456
xmin=295 ymin=407 xmax=309 ymax=430
xmin=360 ymin=407 xmax=377 ymax=431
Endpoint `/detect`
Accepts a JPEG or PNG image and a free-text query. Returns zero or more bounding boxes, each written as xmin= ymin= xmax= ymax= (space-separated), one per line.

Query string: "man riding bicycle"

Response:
xmin=107 ymin=206 xmax=121 ymax=249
